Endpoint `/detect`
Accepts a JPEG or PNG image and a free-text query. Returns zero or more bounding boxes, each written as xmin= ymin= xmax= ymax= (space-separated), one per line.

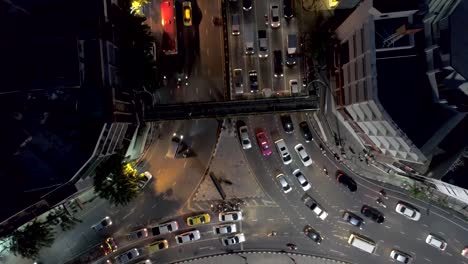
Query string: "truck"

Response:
xmin=65 ymin=237 xmax=117 ymax=264
xmin=161 ymin=0 xmax=178 ymax=55
xmin=286 ymin=33 xmax=298 ymax=66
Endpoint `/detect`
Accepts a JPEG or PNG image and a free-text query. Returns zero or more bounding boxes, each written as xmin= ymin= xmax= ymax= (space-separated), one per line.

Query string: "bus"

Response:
xmin=161 ymin=0 xmax=178 ymax=55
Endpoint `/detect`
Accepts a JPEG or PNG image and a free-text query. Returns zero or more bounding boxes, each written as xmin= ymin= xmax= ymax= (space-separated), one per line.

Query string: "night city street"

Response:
xmin=1 ymin=0 xmax=468 ymax=264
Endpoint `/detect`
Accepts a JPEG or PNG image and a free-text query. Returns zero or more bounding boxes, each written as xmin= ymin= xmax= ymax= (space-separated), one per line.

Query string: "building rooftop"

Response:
xmin=376 ymin=44 xmax=455 ymax=149
xmin=450 ymin=0 xmax=468 ymax=80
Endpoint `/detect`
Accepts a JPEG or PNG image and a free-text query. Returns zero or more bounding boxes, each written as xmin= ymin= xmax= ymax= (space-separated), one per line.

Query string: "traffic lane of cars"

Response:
xmin=241 ymin=114 xmax=460 ymax=262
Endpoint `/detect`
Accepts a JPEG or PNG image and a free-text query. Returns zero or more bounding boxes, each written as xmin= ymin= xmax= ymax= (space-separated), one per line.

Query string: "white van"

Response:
xmin=348 ymin=233 xmax=376 ymax=254
xmin=275 ymin=139 xmax=292 ymax=165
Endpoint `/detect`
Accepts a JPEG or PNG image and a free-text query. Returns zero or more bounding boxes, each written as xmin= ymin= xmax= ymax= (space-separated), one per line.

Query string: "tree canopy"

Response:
xmin=8 ymin=221 xmax=55 ymax=259
xmin=94 ymin=154 xmax=141 ymax=206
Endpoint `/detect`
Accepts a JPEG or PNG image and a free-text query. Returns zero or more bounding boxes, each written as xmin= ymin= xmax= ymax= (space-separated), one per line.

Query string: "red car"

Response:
xmin=256 ymin=131 xmax=272 ymax=156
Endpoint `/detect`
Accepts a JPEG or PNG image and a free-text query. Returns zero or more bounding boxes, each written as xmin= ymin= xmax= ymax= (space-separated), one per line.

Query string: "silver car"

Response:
xmin=127 ymin=228 xmax=148 ymax=241
xmin=270 ymin=5 xmax=280 ymax=28
xmin=239 ymin=125 xmax=252 ymax=149
xmin=390 ymin=249 xmax=412 ymax=263
xmin=92 ymin=216 xmax=112 ymax=232
xmin=233 ymin=69 xmax=243 ymax=95
xmin=151 ymin=221 xmax=179 ymax=236
xmin=115 ymin=248 xmax=139 ymax=264
xmin=221 ymin=233 xmax=246 ymax=246
xmin=213 ymin=223 xmax=237 ymax=235
xmin=294 ymin=144 xmax=312 ymax=166
xmin=175 ymin=230 xmax=201 ymax=244
xmin=293 ymin=169 xmax=311 ymax=191
xmin=276 ymin=173 xmax=292 ymax=193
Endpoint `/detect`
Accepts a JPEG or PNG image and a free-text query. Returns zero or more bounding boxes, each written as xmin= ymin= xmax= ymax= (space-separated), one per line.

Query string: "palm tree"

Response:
xmin=8 ymin=221 xmax=55 ymax=259
xmin=94 ymin=153 xmax=141 ymax=206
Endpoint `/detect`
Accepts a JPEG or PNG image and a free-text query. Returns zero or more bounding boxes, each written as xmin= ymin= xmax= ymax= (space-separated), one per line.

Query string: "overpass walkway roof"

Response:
xmin=144 ymin=96 xmax=319 ymax=121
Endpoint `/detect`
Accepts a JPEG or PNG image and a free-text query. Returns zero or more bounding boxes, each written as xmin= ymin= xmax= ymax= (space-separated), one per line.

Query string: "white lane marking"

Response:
xmin=184 ymin=160 xmax=188 ymax=168
xmin=400 ymin=231 xmax=405 ymax=235
xmin=172 ymin=182 xmax=177 ymax=187
xmin=122 ymin=208 xmax=136 ymax=220
xmin=251 ymin=219 xmax=258 ymax=222
xmin=385 ymin=225 xmax=391 ymax=229
xmin=152 ymin=203 xmax=158 ymax=209
xmin=267 ymin=218 xmax=274 ymax=221
xmin=424 ymin=258 xmax=432 ymax=262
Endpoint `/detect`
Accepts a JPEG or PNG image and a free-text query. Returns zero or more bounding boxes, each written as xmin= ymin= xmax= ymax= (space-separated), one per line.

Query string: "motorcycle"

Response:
xmin=286 ymin=243 xmax=298 ymax=250
xmin=268 ymin=231 xmax=277 ymax=237
xmin=323 ymin=167 xmax=328 ymax=175
xmin=376 ymin=198 xmax=387 ymax=208
xmin=176 ymin=77 xmax=182 ymax=89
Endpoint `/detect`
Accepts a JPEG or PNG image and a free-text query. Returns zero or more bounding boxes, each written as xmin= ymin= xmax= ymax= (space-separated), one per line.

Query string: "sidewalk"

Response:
xmin=192 ymin=121 xmax=265 ymax=202
xmin=309 ymin=62 xmax=468 ymax=220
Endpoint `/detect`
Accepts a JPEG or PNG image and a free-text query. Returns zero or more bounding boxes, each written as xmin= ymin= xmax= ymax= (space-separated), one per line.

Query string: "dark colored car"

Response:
xmin=280 ymin=114 xmax=294 ymax=133
xmin=243 ymin=0 xmax=252 ymax=11
xmin=336 ymin=172 xmax=357 ymax=192
xmin=342 ymin=211 xmax=364 ymax=229
xmin=283 ymin=0 xmax=293 ymax=19
xmin=299 ymin=121 xmax=312 ymax=142
xmin=273 ymin=50 xmax=283 ymax=77
xmin=249 ymin=70 xmax=258 ymax=92
xmin=361 ymin=205 xmax=384 ymax=223
xmin=304 ymin=225 xmax=322 ymax=244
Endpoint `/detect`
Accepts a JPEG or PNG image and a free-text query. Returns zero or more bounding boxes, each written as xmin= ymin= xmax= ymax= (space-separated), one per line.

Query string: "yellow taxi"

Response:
xmin=183 ymin=1 xmax=192 ymax=26
xmin=148 ymin=239 xmax=168 ymax=253
xmin=187 ymin=213 xmax=211 ymax=226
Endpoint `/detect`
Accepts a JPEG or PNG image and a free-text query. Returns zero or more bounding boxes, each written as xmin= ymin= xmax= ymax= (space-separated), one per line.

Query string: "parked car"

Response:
xmin=221 ymin=233 xmax=246 ymax=246
xmin=92 ymin=216 xmax=112 ymax=232
xmin=151 ymin=221 xmax=179 ymax=236
xmin=138 ymin=171 xmax=153 ymax=189
xmin=275 ymin=139 xmax=292 ymax=165
xmin=239 ymin=125 xmax=252 ymax=149
xmin=276 ymin=173 xmax=292 ymax=193
xmin=395 ymin=202 xmax=421 ymax=221
xmin=256 ymin=130 xmax=272 ymax=156
xmin=280 ymin=114 xmax=294 ymax=133
xmin=304 ymin=225 xmax=322 ymax=244
xmin=219 ymin=211 xmax=243 ymax=222
xmin=342 ymin=211 xmax=364 ymax=229
xmin=147 ymin=240 xmax=168 ymax=253
xmin=270 ymin=4 xmax=280 ymax=28
xmin=302 ymin=194 xmax=328 ymax=220
xmin=390 ymin=249 xmax=412 ymax=263
xmin=187 ymin=213 xmax=211 ymax=226
xmin=115 ymin=248 xmax=139 ymax=264
xmin=336 ymin=172 xmax=357 ymax=192
xmin=361 ymin=205 xmax=384 ymax=224
xmin=294 ymin=144 xmax=312 ymax=166
xmin=176 ymin=230 xmax=201 ymax=244
xmin=425 ymin=234 xmax=447 ymax=251
xmin=213 ymin=223 xmax=237 ymax=235
xmin=293 ymin=169 xmax=311 ymax=191
xmin=299 ymin=121 xmax=312 ymax=142
xmin=127 ymin=228 xmax=148 ymax=241
xmin=182 ymin=1 xmax=192 ymax=26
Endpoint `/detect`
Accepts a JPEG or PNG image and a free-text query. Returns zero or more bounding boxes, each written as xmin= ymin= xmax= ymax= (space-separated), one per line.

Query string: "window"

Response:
xmin=352 ymin=34 xmax=357 ymax=58
xmin=360 ymin=28 xmax=366 ymax=52
xmin=362 ymin=57 xmax=367 ymax=76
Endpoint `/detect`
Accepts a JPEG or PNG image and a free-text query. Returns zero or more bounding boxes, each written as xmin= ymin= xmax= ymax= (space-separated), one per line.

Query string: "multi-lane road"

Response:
xmin=227 ymin=0 xmax=303 ymax=99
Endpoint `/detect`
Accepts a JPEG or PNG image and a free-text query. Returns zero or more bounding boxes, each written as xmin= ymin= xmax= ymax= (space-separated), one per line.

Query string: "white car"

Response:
xmin=390 ymin=249 xmax=412 ymax=263
xmin=239 ymin=126 xmax=252 ymax=149
xmin=395 ymin=202 xmax=421 ymax=221
xmin=289 ymin=79 xmax=299 ymax=94
xmin=138 ymin=171 xmax=153 ymax=189
xmin=275 ymin=139 xmax=292 ymax=165
xmin=176 ymin=230 xmax=201 ymax=244
xmin=276 ymin=174 xmax=292 ymax=193
xmin=221 ymin=233 xmax=246 ymax=246
xmin=425 ymin=234 xmax=447 ymax=251
xmin=293 ymin=169 xmax=311 ymax=191
xmin=213 ymin=223 xmax=237 ymax=235
xmin=219 ymin=211 xmax=243 ymax=222
xmin=270 ymin=4 xmax=280 ymax=28
xmin=115 ymin=248 xmax=139 ymax=264
xmin=92 ymin=216 xmax=112 ymax=232
xmin=151 ymin=221 xmax=179 ymax=236
xmin=302 ymin=194 xmax=328 ymax=220
xmin=127 ymin=228 xmax=148 ymax=241
xmin=135 ymin=260 xmax=152 ymax=264
xmin=294 ymin=144 xmax=312 ymax=166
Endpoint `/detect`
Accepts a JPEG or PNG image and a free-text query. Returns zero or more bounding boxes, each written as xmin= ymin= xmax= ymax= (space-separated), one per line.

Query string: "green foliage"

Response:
xmin=9 ymin=221 xmax=55 ymax=259
xmin=113 ymin=1 xmax=158 ymax=92
xmin=94 ymin=154 xmax=140 ymax=206
xmin=303 ymin=11 xmax=336 ymax=63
